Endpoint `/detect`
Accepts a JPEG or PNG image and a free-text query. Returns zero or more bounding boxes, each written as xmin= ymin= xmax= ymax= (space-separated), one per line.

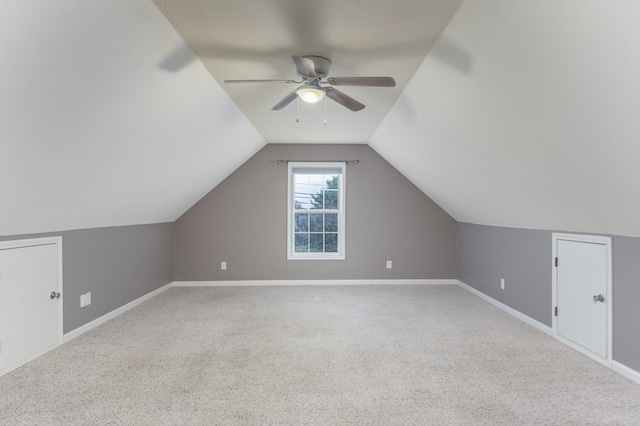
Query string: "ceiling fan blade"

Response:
xmin=271 ymin=89 xmax=300 ymax=111
xmin=158 ymin=43 xmax=196 ymax=72
xmin=325 ymin=87 xmax=365 ymax=111
xmin=291 ymin=55 xmax=317 ymax=78
xmin=224 ymin=79 xmax=298 ymax=84
xmin=326 ymin=76 xmax=396 ymax=87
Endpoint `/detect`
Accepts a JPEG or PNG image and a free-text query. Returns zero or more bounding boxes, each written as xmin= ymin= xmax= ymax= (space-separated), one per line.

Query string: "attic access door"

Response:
xmin=552 ymin=233 xmax=611 ymax=367
xmin=0 ymin=237 xmax=63 ymax=376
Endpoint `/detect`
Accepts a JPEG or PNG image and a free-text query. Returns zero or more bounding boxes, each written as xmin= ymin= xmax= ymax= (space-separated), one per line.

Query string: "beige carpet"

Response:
xmin=1 ymin=285 xmax=639 ymax=425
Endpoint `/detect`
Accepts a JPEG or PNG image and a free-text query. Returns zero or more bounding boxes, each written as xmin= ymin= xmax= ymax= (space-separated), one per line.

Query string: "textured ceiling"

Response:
xmin=152 ymin=0 xmax=463 ymax=143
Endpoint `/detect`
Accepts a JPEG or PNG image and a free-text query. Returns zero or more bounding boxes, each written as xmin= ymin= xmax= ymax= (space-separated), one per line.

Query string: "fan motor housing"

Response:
xmin=302 ymin=55 xmax=331 ymax=79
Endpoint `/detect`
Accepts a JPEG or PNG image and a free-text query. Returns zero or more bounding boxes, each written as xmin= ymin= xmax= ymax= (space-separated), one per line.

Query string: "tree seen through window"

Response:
xmin=294 ymin=174 xmax=339 ymax=253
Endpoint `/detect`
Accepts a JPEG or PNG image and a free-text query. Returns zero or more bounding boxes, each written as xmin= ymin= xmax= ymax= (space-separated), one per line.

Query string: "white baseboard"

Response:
xmin=0 ymin=343 xmax=61 ymax=378
xmin=63 ymin=282 xmax=173 ymax=343
xmin=456 ymin=280 xmax=552 ymax=336
xmin=612 ymin=361 xmax=640 ymax=385
xmin=62 ymin=279 xmax=451 ymax=342
xmin=173 ymin=279 xmax=458 ymax=287
xmin=457 ymin=280 xmax=640 ymax=384
xmin=25 ymin=278 xmax=640 ymax=388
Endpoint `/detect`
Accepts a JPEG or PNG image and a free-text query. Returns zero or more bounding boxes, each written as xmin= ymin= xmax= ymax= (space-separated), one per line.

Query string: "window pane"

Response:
xmin=325 ymin=213 xmax=338 ymax=232
xmin=294 ymin=194 xmax=309 ymax=210
xmin=324 ymin=190 xmax=338 ymax=210
xmin=310 ymin=213 xmax=323 ymax=232
xmin=295 ymin=213 xmax=308 ymax=232
xmin=308 ymin=175 xmax=324 ymax=210
xmin=309 ymin=174 xmax=325 ymax=186
xmin=308 ymin=192 xmax=323 ymax=209
xmin=295 ymin=233 xmax=308 ymax=252
xmin=294 ymin=175 xmax=311 ymax=210
xmin=325 ymin=233 xmax=338 ymax=253
xmin=303 ymin=175 xmax=339 ymax=210
xmin=309 ymin=233 xmax=323 ymax=252
xmin=294 ymin=174 xmax=309 ymax=185
xmin=324 ymin=175 xmax=339 ymax=190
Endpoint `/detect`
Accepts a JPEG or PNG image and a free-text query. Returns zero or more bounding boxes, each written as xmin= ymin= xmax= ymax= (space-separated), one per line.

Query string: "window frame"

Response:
xmin=287 ymin=162 xmax=346 ymax=260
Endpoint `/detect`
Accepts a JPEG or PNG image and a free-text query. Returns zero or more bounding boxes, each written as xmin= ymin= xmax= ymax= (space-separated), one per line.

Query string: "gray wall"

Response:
xmin=1 ymin=223 xmax=173 ymax=333
xmin=173 ymin=144 xmax=457 ymax=281
xmin=610 ymin=236 xmax=640 ymax=373
xmin=457 ymin=222 xmax=640 ymax=373
xmin=456 ymin=222 xmax=552 ymax=326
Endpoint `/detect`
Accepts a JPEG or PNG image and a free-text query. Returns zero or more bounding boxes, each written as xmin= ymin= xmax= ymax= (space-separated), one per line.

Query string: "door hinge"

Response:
xmin=555 ymin=306 xmax=558 ymax=316
xmin=555 ymin=257 xmax=558 ymax=267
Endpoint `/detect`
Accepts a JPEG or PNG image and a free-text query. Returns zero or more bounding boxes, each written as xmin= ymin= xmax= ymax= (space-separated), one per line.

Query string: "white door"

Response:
xmin=0 ymin=240 xmax=62 ymax=375
xmin=553 ymin=235 xmax=610 ymax=364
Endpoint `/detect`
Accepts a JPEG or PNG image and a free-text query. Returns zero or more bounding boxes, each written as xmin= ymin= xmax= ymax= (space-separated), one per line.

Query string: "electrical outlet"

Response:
xmin=221 ymin=261 xmax=227 ymax=271
xmin=386 ymin=260 xmax=392 ymax=269
xmin=500 ymin=278 xmax=505 ymax=290
xmin=80 ymin=292 xmax=92 ymax=308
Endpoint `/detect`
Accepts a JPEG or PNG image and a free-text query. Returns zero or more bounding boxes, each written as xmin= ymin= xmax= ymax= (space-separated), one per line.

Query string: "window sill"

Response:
xmin=288 ymin=253 xmax=345 ymax=261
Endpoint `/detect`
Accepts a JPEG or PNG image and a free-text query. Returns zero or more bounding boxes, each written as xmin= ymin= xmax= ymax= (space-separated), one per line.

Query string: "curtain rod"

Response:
xmin=277 ymin=160 xmax=359 ymax=164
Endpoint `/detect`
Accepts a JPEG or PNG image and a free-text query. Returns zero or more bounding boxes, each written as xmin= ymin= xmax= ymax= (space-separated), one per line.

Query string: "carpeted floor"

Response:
xmin=1 ymin=285 xmax=639 ymax=425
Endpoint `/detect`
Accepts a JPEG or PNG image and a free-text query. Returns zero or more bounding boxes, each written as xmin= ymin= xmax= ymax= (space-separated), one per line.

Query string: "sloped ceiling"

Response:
xmin=0 ymin=1 xmax=264 ymax=236
xmin=151 ymin=0 xmax=463 ymax=143
xmin=371 ymin=0 xmax=640 ymax=236
xmin=3 ymin=1 xmax=640 ymax=239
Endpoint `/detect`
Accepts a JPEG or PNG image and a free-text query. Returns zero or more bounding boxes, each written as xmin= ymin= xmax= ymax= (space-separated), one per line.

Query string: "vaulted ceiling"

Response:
xmin=371 ymin=1 xmax=640 ymax=236
xmin=2 ymin=1 xmax=640 ymax=237
xmin=151 ymin=0 xmax=463 ymax=143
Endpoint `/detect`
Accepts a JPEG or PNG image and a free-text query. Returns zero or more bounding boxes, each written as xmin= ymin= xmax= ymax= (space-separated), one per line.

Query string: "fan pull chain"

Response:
xmin=324 ymin=95 xmax=327 ymax=125
xmin=296 ymin=98 xmax=300 ymax=123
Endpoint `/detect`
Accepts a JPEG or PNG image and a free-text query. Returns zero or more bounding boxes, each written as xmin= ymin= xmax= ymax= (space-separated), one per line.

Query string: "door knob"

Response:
xmin=50 ymin=291 xmax=60 ymax=299
xmin=593 ymin=294 xmax=605 ymax=302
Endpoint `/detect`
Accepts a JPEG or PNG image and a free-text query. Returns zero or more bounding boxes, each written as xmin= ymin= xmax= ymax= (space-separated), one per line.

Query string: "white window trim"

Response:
xmin=287 ymin=162 xmax=346 ymax=260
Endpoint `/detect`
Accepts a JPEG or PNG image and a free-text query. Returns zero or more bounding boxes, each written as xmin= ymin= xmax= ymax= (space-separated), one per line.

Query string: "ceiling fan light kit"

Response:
xmin=224 ymin=55 xmax=396 ymax=116
xmin=296 ymin=85 xmax=325 ymax=103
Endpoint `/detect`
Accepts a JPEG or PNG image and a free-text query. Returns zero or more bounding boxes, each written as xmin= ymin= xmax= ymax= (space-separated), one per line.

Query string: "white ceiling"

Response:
xmin=152 ymin=0 xmax=463 ymax=143
xmin=0 ymin=1 xmax=264 ymax=236
xmin=3 ymin=1 xmax=640 ymax=238
xmin=371 ymin=0 xmax=640 ymax=236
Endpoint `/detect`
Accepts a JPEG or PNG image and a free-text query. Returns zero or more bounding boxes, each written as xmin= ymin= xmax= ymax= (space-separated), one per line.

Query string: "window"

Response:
xmin=287 ymin=162 xmax=345 ymax=260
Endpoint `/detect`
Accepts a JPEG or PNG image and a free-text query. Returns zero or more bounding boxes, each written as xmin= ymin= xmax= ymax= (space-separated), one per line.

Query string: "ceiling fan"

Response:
xmin=224 ymin=55 xmax=396 ymax=112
